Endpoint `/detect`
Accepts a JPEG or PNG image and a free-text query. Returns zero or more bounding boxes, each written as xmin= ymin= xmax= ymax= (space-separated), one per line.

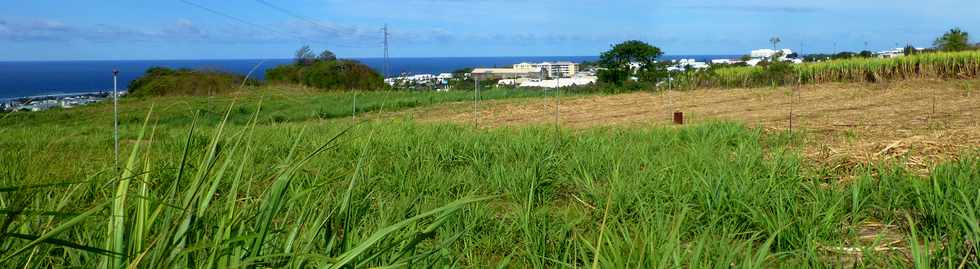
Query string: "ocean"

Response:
xmin=0 ymin=55 xmax=736 ymax=99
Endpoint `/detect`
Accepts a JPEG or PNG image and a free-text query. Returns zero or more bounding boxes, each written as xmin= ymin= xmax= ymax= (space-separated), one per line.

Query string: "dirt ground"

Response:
xmin=395 ymin=79 xmax=980 ymax=172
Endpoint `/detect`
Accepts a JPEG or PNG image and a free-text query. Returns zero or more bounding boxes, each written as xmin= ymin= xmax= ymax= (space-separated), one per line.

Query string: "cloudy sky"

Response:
xmin=1 ymin=0 xmax=978 ymax=60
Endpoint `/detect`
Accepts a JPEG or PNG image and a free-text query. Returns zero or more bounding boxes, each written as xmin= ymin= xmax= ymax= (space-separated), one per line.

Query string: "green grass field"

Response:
xmin=1 ymin=86 xmax=979 ymax=268
xmin=678 ymin=50 xmax=980 ymax=89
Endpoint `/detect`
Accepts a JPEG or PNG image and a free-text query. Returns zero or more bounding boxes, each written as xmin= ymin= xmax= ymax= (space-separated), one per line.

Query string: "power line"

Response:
xmin=252 ymin=0 xmax=374 ymax=48
xmin=255 ymin=0 xmax=329 ymax=30
xmin=178 ymin=0 xmax=315 ymax=43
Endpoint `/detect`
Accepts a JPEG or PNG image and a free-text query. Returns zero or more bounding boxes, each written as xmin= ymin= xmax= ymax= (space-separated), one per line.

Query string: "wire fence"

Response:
xmin=420 ymin=78 xmax=980 ymax=145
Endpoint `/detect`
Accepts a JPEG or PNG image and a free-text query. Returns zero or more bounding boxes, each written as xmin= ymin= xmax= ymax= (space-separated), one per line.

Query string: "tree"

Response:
xmin=267 ymin=60 xmax=383 ymax=91
xmin=903 ymin=44 xmax=919 ymax=56
xmin=318 ymin=50 xmax=337 ymax=62
xmin=833 ymin=52 xmax=857 ymax=59
xmin=451 ymin=67 xmax=473 ymax=79
xmin=769 ymin=36 xmax=781 ymax=50
xmin=295 ymin=45 xmax=316 ymax=65
xmin=597 ymin=40 xmax=664 ymax=85
xmin=934 ymin=28 xmax=971 ymax=51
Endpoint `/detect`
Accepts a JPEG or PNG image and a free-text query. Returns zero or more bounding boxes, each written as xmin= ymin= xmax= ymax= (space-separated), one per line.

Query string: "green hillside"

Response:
xmin=1 ymin=87 xmax=979 ymax=268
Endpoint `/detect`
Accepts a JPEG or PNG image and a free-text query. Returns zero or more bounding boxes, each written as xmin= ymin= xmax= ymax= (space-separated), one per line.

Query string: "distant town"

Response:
xmin=2 ymin=46 xmax=927 ymax=113
xmin=383 ymin=46 xmax=927 ymax=90
xmin=1 ymin=92 xmax=122 ymax=113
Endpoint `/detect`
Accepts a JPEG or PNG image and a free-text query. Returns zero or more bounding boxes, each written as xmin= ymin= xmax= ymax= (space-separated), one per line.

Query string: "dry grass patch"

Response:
xmin=399 ymin=79 xmax=980 ymax=171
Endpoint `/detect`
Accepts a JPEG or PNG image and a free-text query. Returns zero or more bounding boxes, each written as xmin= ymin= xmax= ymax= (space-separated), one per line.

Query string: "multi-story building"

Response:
xmin=514 ymin=62 xmax=577 ymax=78
xmin=472 ymin=61 xmax=579 ymax=80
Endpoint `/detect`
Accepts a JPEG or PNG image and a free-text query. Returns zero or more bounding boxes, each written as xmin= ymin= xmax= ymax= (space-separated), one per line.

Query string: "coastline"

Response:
xmin=1 ymin=91 xmax=123 ymax=112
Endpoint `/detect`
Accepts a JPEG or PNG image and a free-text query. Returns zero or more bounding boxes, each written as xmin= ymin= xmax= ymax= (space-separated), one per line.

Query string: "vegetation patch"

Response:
xmin=127 ymin=67 xmax=256 ymax=97
xmin=675 ymin=51 xmax=980 ymax=89
xmin=265 ymin=46 xmax=385 ymax=91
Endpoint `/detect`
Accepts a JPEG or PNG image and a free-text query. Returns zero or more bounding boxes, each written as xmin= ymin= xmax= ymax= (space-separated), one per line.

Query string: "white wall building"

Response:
xmin=472 ymin=61 xmax=580 ymax=79
xmin=670 ymin=59 xmax=709 ymax=71
xmin=751 ymin=48 xmax=795 ymax=59
xmin=518 ymin=76 xmax=596 ymax=88
xmin=711 ymin=59 xmax=735 ymax=65
xmin=513 ymin=62 xmax=578 ymax=78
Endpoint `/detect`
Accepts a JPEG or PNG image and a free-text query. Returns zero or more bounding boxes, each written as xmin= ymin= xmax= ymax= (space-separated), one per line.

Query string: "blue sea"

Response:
xmin=0 ymin=55 xmax=735 ymax=99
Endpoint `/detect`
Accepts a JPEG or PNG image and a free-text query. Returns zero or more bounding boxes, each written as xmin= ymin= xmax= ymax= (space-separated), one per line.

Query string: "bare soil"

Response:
xmin=395 ymin=79 xmax=980 ymax=171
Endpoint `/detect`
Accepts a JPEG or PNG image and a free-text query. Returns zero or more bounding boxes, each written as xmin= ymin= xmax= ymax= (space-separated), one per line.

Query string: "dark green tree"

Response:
xmin=451 ymin=67 xmax=473 ymax=78
xmin=318 ymin=50 xmax=337 ymax=61
xmin=295 ymin=45 xmax=316 ymax=65
xmin=934 ymin=28 xmax=971 ymax=51
xmin=266 ymin=59 xmax=384 ymax=91
xmin=597 ymin=40 xmax=664 ymax=85
xmin=903 ymin=45 xmax=919 ymax=56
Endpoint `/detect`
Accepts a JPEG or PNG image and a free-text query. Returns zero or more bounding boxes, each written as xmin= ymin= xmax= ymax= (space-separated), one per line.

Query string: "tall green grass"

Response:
xmin=1 ymin=97 xmax=979 ymax=267
xmin=683 ymin=50 xmax=980 ymax=88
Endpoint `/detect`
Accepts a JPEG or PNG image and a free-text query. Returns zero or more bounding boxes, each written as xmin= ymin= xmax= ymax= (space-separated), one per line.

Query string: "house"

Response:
xmin=668 ymin=59 xmax=709 ymax=71
xmin=711 ymin=59 xmax=735 ymax=65
xmin=497 ymin=78 xmax=532 ymax=86
xmin=876 ymin=47 xmax=925 ymax=58
xmin=746 ymin=59 xmax=764 ymax=67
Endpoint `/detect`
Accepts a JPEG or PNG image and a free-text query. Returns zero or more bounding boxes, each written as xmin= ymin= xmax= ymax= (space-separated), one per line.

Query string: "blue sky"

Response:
xmin=1 ymin=0 xmax=978 ymax=60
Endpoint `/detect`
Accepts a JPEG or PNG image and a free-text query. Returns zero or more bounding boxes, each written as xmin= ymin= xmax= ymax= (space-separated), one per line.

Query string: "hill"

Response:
xmin=127 ymin=67 xmax=257 ymax=97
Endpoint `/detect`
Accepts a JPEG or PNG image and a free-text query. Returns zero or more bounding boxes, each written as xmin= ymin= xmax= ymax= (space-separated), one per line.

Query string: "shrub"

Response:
xmin=128 ymin=67 xmax=256 ymax=97
xmin=266 ymin=60 xmax=385 ymax=91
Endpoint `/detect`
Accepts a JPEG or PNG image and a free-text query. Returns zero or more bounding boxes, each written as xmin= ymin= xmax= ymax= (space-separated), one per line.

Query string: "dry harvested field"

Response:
xmin=399 ymin=79 xmax=980 ymax=171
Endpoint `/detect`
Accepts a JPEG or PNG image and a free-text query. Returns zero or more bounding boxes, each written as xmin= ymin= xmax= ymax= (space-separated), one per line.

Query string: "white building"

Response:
xmin=669 ymin=59 xmax=709 ymax=71
xmin=751 ymin=48 xmax=795 ymax=59
xmin=711 ymin=59 xmax=735 ymax=65
xmin=518 ymin=76 xmax=597 ymax=88
xmin=876 ymin=47 xmax=926 ymax=58
xmin=513 ymin=62 xmax=578 ymax=78
xmin=539 ymin=62 xmax=578 ymax=78
xmin=385 ymin=74 xmax=442 ymax=86
xmin=472 ymin=61 xmax=579 ymax=79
